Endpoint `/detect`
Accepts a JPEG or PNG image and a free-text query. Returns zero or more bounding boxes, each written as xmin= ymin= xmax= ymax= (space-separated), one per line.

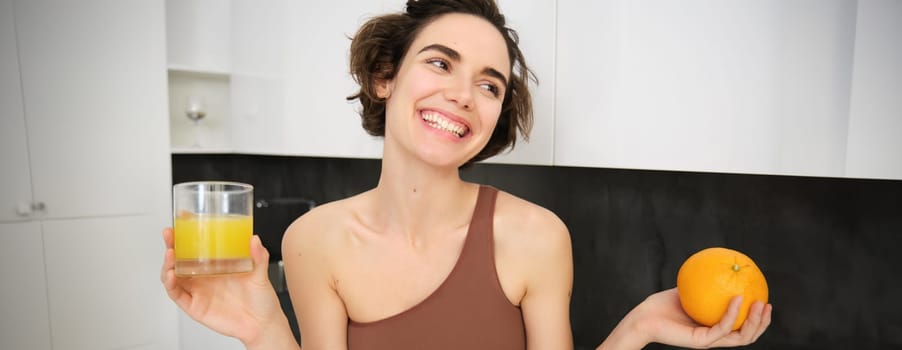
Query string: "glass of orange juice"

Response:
xmin=173 ymin=181 xmax=254 ymax=276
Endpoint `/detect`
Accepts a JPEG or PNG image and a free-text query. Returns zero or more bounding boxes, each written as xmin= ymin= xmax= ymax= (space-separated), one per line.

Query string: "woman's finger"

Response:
xmin=711 ymin=300 xmax=771 ymax=348
xmin=161 ymin=248 xmax=191 ymax=309
xmin=737 ymin=301 xmax=764 ymax=341
xmin=717 ymin=295 xmax=743 ymax=333
xmin=160 ymin=228 xmax=175 ymax=284
xmin=751 ymin=303 xmax=773 ymax=342
xmin=162 ymin=227 xmax=174 ymax=249
xmin=250 ymin=235 xmax=271 ymax=282
xmin=700 ymin=295 xmax=742 ymax=346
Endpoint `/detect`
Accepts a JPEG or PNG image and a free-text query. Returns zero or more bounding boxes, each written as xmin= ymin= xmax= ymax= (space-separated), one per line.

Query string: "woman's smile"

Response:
xmin=419 ymin=109 xmax=470 ymax=139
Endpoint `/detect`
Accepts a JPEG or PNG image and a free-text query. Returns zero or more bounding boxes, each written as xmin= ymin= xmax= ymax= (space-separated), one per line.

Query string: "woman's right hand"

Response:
xmin=160 ymin=227 xmax=296 ymax=349
xmin=598 ymin=288 xmax=771 ymax=350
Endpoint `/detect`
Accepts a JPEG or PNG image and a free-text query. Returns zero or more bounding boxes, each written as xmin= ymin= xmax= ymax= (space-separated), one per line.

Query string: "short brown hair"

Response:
xmin=347 ymin=0 xmax=535 ymax=167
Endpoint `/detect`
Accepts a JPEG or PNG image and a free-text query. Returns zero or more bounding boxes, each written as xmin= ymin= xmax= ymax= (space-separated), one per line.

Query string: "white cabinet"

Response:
xmin=487 ymin=0 xmax=555 ymax=165
xmin=0 ymin=222 xmax=52 ymax=350
xmin=845 ymin=0 xmax=902 ymax=180
xmin=0 ymin=0 xmax=31 ymax=222
xmin=1 ymin=0 xmax=176 ymax=349
xmin=555 ymin=0 xmax=858 ymax=177
xmin=168 ymin=0 xmax=387 ymax=158
xmin=42 ymin=217 xmax=167 ymax=349
xmin=173 ymin=0 xmax=552 ymax=163
xmin=227 ymin=0 xmax=288 ymax=155
xmin=179 ymin=312 xmax=244 ymax=350
xmin=555 ymin=0 xmax=902 ymax=180
xmin=230 ymin=0 xmax=390 ymax=158
xmin=166 ymin=0 xmax=233 ymax=152
xmin=228 ymin=0 xmax=555 ymax=163
xmin=166 ymin=0 xmax=232 ymax=73
xmin=16 ymin=0 xmax=171 ymax=218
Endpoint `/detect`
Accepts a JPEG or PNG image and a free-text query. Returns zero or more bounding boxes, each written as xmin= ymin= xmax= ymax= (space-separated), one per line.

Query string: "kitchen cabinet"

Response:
xmin=42 ymin=217 xmax=167 ymax=349
xmin=555 ymin=0 xmax=902 ymax=180
xmin=228 ymin=0 xmax=555 ymax=164
xmin=845 ymin=0 xmax=902 ymax=180
xmin=0 ymin=0 xmax=31 ymax=223
xmin=0 ymin=222 xmax=52 ymax=350
xmin=487 ymin=0 xmax=555 ymax=165
xmin=166 ymin=0 xmax=231 ymax=73
xmin=16 ymin=0 xmax=170 ymax=218
xmin=167 ymin=1 xmax=902 ymax=176
xmin=166 ymin=0 xmax=233 ymax=152
xmin=0 ymin=0 xmax=176 ymax=349
xmin=229 ymin=0 xmax=390 ymax=158
xmin=555 ymin=0 xmax=858 ymax=177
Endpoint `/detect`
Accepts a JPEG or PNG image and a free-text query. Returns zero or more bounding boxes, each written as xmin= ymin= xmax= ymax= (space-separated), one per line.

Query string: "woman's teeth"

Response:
xmin=421 ymin=111 xmax=467 ymax=137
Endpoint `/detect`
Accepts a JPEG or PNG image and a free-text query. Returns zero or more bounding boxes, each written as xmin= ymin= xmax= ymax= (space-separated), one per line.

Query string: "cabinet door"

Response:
xmin=487 ymin=0 xmax=555 ymax=166
xmin=165 ymin=0 xmax=231 ymax=72
xmin=231 ymin=0 xmax=554 ymax=163
xmin=14 ymin=0 xmax=169 ymax=219
xmin=556 ymin=0 xmax=856 ymax=177
xmin=845 ymin=0 xmax=902 ymax=180
xmin=0 ymin=222 xmax=52 ymax=350
xmin=0 ymin=0 xmax=33 ymax=222
xmin=230 ymin=0 xmax=394 ymax=158
xmin=179 ymin=311 xmax=244 ymax=350
xmin=229 ymin=0 xmax=288 ymax=154
xmin=42 ymin=216 xmax=164 ymax=350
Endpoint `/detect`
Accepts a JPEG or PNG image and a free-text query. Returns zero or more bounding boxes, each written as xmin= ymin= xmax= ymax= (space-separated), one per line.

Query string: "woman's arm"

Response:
xmin=243 ymin=313 xmax=302 ymax=350
xmin=281 ymin=212 xmax=350 ymax=350
xmin=496 ymin=191 xmax=772 ymax=350
xmin=596 ymin=287 xmax=772 ymax=349
xmin=518 ymin=217 xmax=576 ymax=350
xmin=496 ymin=193 xmax=575 ymax=349
xmin=597 ymin=288 xmax=771 ymax=350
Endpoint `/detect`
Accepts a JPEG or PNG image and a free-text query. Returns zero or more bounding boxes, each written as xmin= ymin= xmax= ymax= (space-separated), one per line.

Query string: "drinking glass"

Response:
xmin=173 ymin=181 xmax=254 ymax=276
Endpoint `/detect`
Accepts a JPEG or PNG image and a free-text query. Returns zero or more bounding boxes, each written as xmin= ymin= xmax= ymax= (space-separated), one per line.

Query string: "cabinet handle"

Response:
xmin=14 ymin=202 xmax=45 ymax=217
xmin=16 ymin=202 xmax=32 ymax=216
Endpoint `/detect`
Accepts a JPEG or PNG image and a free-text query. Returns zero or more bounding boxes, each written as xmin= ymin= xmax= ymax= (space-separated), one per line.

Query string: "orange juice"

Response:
xmin=174 ymin=213 xmax=253 ymax=275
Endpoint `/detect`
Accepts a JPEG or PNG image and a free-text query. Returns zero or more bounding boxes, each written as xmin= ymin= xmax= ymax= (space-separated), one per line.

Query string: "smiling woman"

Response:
xmin=160 ymin=1 xmax=771 ymax=350
xmin=347 ymin=0 xmax=534 ymax=167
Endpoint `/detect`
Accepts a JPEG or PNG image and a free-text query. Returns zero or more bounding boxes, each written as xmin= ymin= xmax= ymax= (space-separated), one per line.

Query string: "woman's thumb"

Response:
xmin=250 ymin=235 xmax=271 ymax=280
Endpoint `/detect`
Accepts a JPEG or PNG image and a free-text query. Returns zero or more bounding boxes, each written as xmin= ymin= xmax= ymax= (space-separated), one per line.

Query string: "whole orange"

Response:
xmin=676 ymin=247 xmax=768 ymax=330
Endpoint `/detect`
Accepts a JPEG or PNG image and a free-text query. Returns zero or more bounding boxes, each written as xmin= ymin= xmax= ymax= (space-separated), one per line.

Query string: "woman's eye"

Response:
xmin=427 ymin=58 xmax=449 ymax=71
xmin=480 ymin=83 xmax=500 ymax=97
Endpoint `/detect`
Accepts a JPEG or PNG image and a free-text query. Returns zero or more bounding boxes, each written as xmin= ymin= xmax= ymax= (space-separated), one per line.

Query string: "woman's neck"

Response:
xmin=370 ymin=150 xmax=479 ymax=243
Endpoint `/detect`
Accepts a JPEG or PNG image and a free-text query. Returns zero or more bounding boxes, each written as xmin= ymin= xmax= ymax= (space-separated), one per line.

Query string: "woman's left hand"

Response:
xmin=629 ymin=288 xmax=772 ymax=348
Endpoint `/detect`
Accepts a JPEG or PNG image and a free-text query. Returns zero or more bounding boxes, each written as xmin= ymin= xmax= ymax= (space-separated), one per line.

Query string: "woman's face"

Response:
xmin=379 ymin=13 xmax=510 ymax=169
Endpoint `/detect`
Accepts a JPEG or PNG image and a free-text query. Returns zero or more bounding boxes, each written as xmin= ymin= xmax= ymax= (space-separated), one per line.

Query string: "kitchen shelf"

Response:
xmin=167 ymin=64 xmax=231 ymax=78
xmin=171 ymin=147 xmax=235 ymax=154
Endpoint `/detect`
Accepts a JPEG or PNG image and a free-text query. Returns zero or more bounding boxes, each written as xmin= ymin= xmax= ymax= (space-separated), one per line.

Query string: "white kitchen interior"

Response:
xmin=1 ymin=0 xmax=900 ymax=350
xmin=1 ymin=0 xmax=174 ymax=349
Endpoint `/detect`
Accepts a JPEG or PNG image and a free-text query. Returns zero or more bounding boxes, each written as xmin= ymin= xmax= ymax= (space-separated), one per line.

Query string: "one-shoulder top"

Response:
xmin=346 ymin=185 xmax=526 ymax=349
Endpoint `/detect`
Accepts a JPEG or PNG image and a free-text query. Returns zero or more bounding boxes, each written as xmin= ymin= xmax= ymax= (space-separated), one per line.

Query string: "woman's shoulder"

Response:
xmin=491 ymin=188 xmax=573 ymax=297
xmin=492 ymin=188 xmax=571 ymax=254
xmin=281 ymin=191 xmax=370 ymax=255
xmin=492 ymin=189 xmax=568 ymax=236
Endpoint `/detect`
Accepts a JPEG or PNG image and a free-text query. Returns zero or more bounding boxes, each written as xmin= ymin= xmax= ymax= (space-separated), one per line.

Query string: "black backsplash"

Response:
xmin=172 ymin=154 xmax=902 ymax=350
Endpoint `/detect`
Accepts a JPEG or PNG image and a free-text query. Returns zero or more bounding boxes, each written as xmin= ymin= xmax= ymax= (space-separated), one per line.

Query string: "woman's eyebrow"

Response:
xmin=418 ymin=43 xmax=509 ymax=86
xmin=418 ymin=43 xmax=460 ymax=61
xmin=483 ymin=67 xmax=508 ymax=87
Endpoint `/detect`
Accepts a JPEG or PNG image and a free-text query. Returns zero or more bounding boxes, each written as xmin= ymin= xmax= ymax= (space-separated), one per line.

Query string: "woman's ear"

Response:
xmin=375 ymin=79 xmax=392 ymax=100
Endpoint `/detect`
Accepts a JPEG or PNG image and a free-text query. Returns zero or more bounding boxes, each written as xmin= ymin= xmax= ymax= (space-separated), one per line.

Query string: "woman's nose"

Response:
xmin=443 ymin=77 xmax=473 ymax=110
